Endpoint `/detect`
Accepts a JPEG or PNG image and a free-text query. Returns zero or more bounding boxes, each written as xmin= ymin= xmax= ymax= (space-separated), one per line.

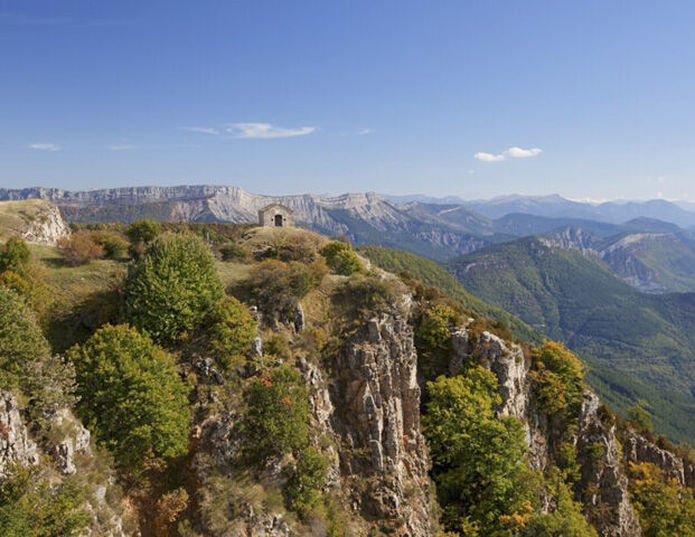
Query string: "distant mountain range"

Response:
xmin=5 ymin=186 xmax=695 ymax=263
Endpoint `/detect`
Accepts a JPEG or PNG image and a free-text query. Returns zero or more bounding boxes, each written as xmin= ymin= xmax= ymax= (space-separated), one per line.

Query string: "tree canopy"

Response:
xmin=67 ymin=324 xmax=191 ymax=470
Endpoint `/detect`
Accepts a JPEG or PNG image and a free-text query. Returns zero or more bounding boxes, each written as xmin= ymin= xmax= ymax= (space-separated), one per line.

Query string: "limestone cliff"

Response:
xmin=0 ymin=199 xmax=70 ymax=245
xmin=0 ymin=391 xmax=130 ymax=536
xmin=449 ymin=328 xmax=644 ymax=537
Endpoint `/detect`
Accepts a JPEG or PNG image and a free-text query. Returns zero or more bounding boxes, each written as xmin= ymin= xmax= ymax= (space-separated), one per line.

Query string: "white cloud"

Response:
xmin=357 ymin=128 xmax=373 ymax=135
xmin=474 ymin=146 xmax=542 ymax=162
xmin=227 ymin=122 xmax=316 ymax=139
xmin=505 ymin=146 xmax=542 ymax=158
xmin=108 ymin=144 xmax=135 ymax=151
xmin=181 ymin=126 xmax=219 ymax=135
xmin=474 ymin=151 xmax=506 ymax=162
xmin=29 ymin=143 xmax=60 ymax=151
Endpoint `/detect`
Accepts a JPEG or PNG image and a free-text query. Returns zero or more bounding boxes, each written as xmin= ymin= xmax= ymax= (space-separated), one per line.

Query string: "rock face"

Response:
xmin=329 ymin=312 xmax=434 ymax=536
xmin=575 ymin=392 xmax=643 ymax=537
xmin=624 ymin=431 xmax=695 ymax=490
xmin=0 ymin=391 xmax=39 ymax=477
xmin=450 ymin=330 xmax=643 ymax=537
xmin=0 ymin=199 xmax=70 ymax=245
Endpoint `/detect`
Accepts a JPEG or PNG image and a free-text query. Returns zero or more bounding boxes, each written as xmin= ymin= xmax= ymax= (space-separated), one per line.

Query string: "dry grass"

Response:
xmin=0 ymin=199 xmax=58 ymax=239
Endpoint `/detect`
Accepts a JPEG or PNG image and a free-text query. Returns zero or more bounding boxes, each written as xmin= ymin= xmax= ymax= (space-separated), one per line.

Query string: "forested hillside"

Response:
xmin=2 ymin=205 xmax=695 ymax=536
xmin=446 ymin=236 xmax=695 ymax=444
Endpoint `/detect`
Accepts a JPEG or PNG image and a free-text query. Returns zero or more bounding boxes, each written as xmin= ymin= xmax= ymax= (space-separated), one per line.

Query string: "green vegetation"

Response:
xmin=240 ymin=365 xmax=310 ymax=463
xmin=126 ymin=218 xmax=162 ymax=244
xmin=446 ymin=236 xmax=695 ymax=443
xmin=0 ymin=237 xmax=31 ymax=274
xmin=627 ymin=404 xmax=654 ymax=434
xmin=531 ymin=341 xmax=584 ymax=418
xmin=415 ymin=303 xmax=462 ymax=380
xmin=123 ymin=233 xmax=223 ymax=344
xmin=0 ymin=464 xmax=89 ymax=537
xmin=206 ymin=296 xmax=257 ymax=370
xmin=320 ymin=240 xmax=364 ymax=275
xmin=244 ymin=259 xmax=325 ymax=323
xmin=67 ymin=324 xmax=191 ymax=470
xmin=359 ymin=245 xmax=537 ymax=342
xmin=628 ymin=461 xmax=695 ymax=537
xmin=422 ymin=368 xmax=529 ymax=535
xmin=0 ymin=287 xmax=75 ymax=417
xmin=283 ymin=446 xmax=328 ymax=516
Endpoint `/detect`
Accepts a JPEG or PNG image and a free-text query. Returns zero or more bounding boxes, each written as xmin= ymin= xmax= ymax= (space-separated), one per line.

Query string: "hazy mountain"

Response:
xmin=0 ymin=185 xmax=509 ymax=260
xmin=445 ymin=236 xmax=695 ymax=443
xmin=466 ymin=193 xmax=695 ymax=228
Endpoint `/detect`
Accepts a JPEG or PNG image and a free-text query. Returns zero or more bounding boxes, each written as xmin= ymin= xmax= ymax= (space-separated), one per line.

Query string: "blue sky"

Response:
xmin=2 ymin=1 xmax=695 ymax=199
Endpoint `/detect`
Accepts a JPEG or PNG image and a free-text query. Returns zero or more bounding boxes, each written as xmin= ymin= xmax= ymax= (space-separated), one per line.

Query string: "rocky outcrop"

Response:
xmin=329 ymin=312 xmax=435 ymax=536
xmin=0 ymin=391 xmax=39 ymax=477
xmin=0 ymin=199 xmax=70 ymax=245
xmin=575 ymin=392 xmax=642 ymax=537
xmin=449 ymin=329 xmax=643 ymax=536
xmin=624 ymin=431 xmax=695 ymax=490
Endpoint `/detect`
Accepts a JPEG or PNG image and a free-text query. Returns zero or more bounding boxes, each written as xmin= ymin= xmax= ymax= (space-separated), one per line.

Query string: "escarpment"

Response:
xmin=328 ymin=312 xmax=434 ymax=536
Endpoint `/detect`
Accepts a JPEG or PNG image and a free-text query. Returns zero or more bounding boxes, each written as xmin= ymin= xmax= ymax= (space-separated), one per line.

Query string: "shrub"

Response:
xmin=126 ymin=220 xmax=162 ymax=259
xmin=57 ymin=231 xmax=105 ymax=266
xmin=241 ymin=365 xmax=310 ymax=462
xmin=531 ymin=341 xmax=584 ymax=418
xmin=415 ymin=303 xmax=462 ymax=381
xmin=0 ymin=237 xmax=31 ymax=275
xmin=626 ymin=404 xmax=653 ymax=433
xmin=123 ymin=234 xmax=223 ymax=344
xmin=320 ymin=241 xmax=363 ymax=275
xmin=219 ymin=242 xmax=248 ymax=262
xmin=0 ymin=287 xmax=75 ymax=417
xmin=628 ymin=461 xmax=695 ymax=537
xmin=245 ymin=259 xmax=325 ymax=324
xmin=0 ymin=270 xmax=30 ymax=295
xmin=207 ymin=297 xmax=257 ymax=370
xmin=0 ymin=463 xmax=89 ymax=537
xmin=66 ymin=324 xmax=191 ymax=470
xmin=333 ymin=274 xmax=401 ymax=319
xmin=91 ymin=231 xmax=130 ymax=259
xmin=126 ymin=219 xmax=162 ymax=245
xmin=284 ymin=447 xmax=328 ymax=516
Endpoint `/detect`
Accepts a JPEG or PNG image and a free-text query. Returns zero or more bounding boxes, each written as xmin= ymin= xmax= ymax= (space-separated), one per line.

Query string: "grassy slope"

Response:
xmin=358 ymin=245 xmax=538 ymax=343
xmin=446 ymin=236 xmax=695 ymax=443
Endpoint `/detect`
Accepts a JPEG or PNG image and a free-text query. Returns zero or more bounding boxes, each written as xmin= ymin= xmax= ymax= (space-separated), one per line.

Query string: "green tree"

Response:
xmin=0 ymin=287 xmax=75 ymax=418
xmin=523 ymin=474 xmax=597 ymax=537
xmin=207 ymin=296 xmax=257 ymax=370
xmin=626 ymin=404 xmax=653 ymax=433
xmin=628 ymin=461 xmax=695 ymax=537
xmin=66 ymin=324 xmax=191 ymax=470
xmin=241 ymin=365 xmax=310 ymax=462
xmin=0 ymin=464 xmax=89 ymax=537
xmin=283 ymin=446 xmax=328 ymax=516
xmin=415 ymin=303 xmax=462 ymax=381
xmin=0 ymin=237 xmax=31 ymax=275
xmin=531 ymin=341 xmax=585 ymax=417
xmin=126 ymin=219 xmax=162 ymax=245
xmin=123 ymin=234 xmax=223 ymax=344
xmin=422 ymin=367 xmax=529 ymax=536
